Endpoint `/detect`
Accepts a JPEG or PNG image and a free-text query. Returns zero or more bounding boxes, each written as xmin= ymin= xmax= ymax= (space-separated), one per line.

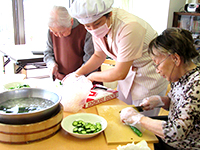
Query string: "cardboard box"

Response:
xmin=83 ymin=85 xmax=118 ymax=108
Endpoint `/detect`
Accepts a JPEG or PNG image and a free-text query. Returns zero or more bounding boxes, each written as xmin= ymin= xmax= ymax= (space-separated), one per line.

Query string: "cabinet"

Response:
xmin=173 ymin=12 xmax=200 ymax=38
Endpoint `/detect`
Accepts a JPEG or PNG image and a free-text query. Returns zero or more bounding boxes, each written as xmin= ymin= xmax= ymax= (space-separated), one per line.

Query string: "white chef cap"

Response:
xmin=70 ymin=0 xmax=114 ymax=24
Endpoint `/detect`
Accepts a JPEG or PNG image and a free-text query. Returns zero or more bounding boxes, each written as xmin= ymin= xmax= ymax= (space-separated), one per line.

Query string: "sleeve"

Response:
xmin=83 ymin=31 xmax=95 ymax=63
xmin=162 ymin=79 xmax=200 ymax=143
xmin=43 ymin=29 xmax=56 ymax=67
xmin=116 ymin=22 xmax=146 ymax=62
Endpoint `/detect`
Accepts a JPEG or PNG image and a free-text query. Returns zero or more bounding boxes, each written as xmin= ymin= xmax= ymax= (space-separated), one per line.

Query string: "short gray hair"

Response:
xmin=48 ymin=6 xmax=72 ymax=28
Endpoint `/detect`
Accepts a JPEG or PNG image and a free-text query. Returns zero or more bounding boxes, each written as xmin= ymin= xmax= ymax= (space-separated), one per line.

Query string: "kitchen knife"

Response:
xmin=119 ymin=106 xmax=144 ymax=113
xmin=52 ymin=74 xmax=56 ymax=81
xmin=93 ymin=86 xmax=107 ymax=91
xmin=119 ymin=105 xmax=162 ymax=113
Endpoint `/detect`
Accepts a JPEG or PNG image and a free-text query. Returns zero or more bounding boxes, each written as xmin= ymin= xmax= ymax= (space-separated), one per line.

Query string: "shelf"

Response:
xmin=174 ymin=12 xmax=200 ymax=16
xmin=173 ymin=12 xmax=200 ymax=36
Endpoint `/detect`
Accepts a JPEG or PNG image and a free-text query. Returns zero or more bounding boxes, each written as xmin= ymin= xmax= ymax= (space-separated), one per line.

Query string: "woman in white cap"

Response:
xmin=69 ymin=0 xmax=169 ymax=116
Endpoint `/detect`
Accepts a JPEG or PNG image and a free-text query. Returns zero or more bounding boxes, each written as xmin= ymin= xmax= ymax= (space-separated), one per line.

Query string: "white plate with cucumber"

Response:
xmin=61 ymin=113 xmax=107 ymax=139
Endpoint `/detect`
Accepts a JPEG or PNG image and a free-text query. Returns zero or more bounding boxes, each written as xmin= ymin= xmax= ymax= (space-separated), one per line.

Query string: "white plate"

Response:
xmin=61 ymin=113 xmax=107 ymax=139
xmin=3 ymin=81 xmax=31 ymax=91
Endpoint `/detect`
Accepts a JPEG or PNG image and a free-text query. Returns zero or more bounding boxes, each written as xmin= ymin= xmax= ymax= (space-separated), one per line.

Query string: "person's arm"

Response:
xmin=141 ymin=81 xmax=200 ymax=142
xmin=43 ymin=29 xmax=59 ymax=79
xmin=140 ymin=95 xmax=171 ymax=111
xmin=76 ymin=50 xmax=107 ymax=76
xmin=83 ymin=31 xmax=94 ymax=63
xmin=82 ymin=31 xmax=100 ymax=75
xmin=140 ymin=117 xmax=165 ymax=138
xmin=86 ymin=23 xmax=146 ymax=82
xmin=120 ymin=107 xmax=165 ymax=139
xmin=43 ymin=29 xmax=56 ymax=66
xmin=162 ymin=96 xmax=171 ymax=110
xmin=87 ymin=60 xmax=133 ymax=82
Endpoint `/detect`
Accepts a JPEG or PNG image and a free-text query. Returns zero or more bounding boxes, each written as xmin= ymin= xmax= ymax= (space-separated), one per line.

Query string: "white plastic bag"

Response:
xmin=60 ymin=74 xmax=93 ymax=113
xmin=117 ymin=140 xmax=151 ymax=150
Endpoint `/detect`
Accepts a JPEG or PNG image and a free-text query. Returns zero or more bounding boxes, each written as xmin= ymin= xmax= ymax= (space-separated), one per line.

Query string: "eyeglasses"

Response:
xmin=50 ymin=27 xmax=71 ymax=37
xmin=153 ymin=55 xmax=170 ymax=69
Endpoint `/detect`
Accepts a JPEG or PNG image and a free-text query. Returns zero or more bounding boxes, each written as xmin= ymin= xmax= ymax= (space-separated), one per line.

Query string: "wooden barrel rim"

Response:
xmin=0 ymin=123 xmax=61 ymax=144
xmin=0 ymin=104 xmax=63 ymax=134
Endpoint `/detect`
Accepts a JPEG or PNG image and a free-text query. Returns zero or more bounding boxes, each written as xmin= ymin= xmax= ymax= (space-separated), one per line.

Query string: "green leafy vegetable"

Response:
xmin=8 ymin=84 xmax=30 ymax=90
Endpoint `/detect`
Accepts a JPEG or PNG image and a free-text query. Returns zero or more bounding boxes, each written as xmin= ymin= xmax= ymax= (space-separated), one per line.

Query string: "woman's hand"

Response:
xmin=120 ymin=107 xmax=144 ymax=126
xmin=140 ymin=95 xmax=164 ymax=111
xmin=48 ymin=63 xmax=58 ymax=76
xmin=61 ymin=72 xmax=79 ymax=85
xmin=86 ymin=73 xmax=93 ymax=82
xmin=54 ymin=72 xmax=65 ymax=81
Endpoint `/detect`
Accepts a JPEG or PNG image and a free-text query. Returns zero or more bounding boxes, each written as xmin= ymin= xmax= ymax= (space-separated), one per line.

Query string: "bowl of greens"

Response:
xmin=61 ymin=113 xmax=107 ymax=139
xmin=3 ymin=81 xmax=31 ymax=91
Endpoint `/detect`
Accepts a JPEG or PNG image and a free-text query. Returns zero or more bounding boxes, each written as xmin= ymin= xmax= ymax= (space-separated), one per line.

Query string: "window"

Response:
xmin=0 ymin=0 xmax=14 ymax=46
xmin=23 ymin=0 xmax=70 ymax=48
xmin=0 ymin=0 xmax=71 ymax=47
xmin=0 ymin=0 xmax=71 ymax=76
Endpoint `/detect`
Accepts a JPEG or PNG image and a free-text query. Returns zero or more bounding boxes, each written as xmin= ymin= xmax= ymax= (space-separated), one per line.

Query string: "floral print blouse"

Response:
xmin=162 ymin=66 xmax=200 ymax=149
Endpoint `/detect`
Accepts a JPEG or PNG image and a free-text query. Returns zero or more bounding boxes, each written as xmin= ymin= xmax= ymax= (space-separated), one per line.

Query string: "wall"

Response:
xmin=115 ymin=0 xmax=186 ymax=34
xmin=127 ymin=0 xmax=170 ymax=34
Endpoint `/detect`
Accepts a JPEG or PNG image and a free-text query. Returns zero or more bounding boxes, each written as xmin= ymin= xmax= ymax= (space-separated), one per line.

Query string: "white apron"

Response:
xmin=118 ymin=66 xmax=136 ymax=104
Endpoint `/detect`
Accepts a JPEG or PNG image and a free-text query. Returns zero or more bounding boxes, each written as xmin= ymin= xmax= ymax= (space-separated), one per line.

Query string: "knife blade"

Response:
xmin=119 ymin=105 xmax=162 ymax=113
xmin=134 ymin=106 xmax=144 ymax=112
xmin=52 ymin=74 xmax=56 ymax=81
xmin=119 ymin=106 xmax=144 ymax=113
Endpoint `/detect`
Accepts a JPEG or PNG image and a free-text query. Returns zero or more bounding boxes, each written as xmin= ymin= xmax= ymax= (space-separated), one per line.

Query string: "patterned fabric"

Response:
xmin=162 ymin=66 xmax=200 ymax=149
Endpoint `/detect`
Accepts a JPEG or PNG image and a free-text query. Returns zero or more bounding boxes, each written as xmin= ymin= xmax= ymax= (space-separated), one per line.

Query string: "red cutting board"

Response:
xmin=97 ymin=105 xmax=158 ymax=144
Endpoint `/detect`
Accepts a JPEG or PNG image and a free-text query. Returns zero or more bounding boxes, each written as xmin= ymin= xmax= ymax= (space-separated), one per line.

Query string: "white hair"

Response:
xmin=48 ymin=6 xmax=72 ymax=28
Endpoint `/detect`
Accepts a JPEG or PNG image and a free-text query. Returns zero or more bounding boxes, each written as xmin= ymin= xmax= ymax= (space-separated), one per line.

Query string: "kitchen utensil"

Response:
xmin=52 ymin=74 xmax=56 ymax=81
xmin=149 ymin=115 xmax=168 ymax=120
xmin=0 ymin=88 xmax=61 ymax=124
xmin=119 ymin=105 xmax=162 ymax=113
xmin=61 ymin=113 xmax=107 ymax=139
xmin=97 ymin=105 xmax=158 ymax=144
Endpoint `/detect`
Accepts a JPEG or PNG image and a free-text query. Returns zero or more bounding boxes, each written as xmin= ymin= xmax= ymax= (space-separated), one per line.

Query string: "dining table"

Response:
xmin=0 ymin=97 xmax=157 ymax=150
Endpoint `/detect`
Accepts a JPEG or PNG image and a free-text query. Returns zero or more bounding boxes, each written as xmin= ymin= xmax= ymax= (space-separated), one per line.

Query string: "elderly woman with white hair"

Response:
xmin=67 ymin=0 xmax=169 ymax=116
xmin=43 ymin=6 xmax=95 ymax=81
